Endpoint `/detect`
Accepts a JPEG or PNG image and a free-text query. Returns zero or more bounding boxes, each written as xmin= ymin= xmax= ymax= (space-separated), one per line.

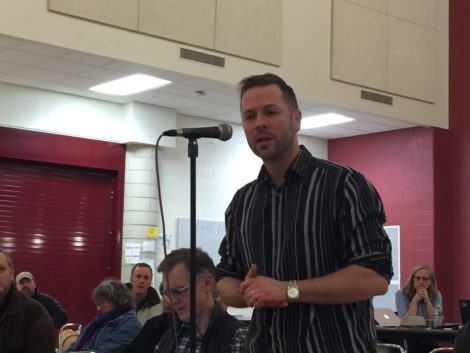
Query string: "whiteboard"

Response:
xmin=373 ymin=225 xmax=400 ymax=311
xmin=176 ymin=218 xmax=225 ymax=264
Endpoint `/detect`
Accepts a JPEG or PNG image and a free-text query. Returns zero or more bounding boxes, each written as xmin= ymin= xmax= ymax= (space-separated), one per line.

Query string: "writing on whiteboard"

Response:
xmin=176 ymin=218 xmax=225 ymax=264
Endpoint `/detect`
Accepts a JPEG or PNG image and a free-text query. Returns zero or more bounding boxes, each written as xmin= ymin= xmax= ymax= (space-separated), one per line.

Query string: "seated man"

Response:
xmin=127 ymin=262 xmax=163 ymax=325
xmin=0 ymin=248 xmax=56 ymax=353
xmin=124 ymin=283 xmax=176 ymax=353
xmin=16 ymin=271 xmax=68 ymax=329
xmin=155 ymin=248 xmax=247 ymax=353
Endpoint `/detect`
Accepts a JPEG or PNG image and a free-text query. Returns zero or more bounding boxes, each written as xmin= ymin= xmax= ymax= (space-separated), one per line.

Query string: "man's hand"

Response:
xmin=239 ymin=264 xmax=289 ymax=309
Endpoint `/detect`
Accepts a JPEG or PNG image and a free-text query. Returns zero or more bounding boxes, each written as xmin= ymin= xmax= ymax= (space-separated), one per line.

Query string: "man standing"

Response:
xmin=155 ymin=248 xmax=247 ymax=353
xmin=127 ymin=262 xmax=162 ymax=325
xmin=16 ymin=271 xmax=68 ymax=329
xmin=216 ymin=73 xmax=393 ymax=353
xmin=0 ymin=249 xmax=55 ymax=353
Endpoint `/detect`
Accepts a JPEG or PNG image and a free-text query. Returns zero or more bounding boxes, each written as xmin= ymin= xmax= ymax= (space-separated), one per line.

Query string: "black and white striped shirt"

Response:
xmin=217 ymin=146 xmax=393 ymax=353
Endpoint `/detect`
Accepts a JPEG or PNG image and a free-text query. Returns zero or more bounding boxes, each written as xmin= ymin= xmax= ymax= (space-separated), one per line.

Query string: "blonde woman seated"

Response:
xmin=395 ymin=263 xmax=442 ymax=353
xmin=67 ymin=279 xmax=142 ymax=353
xmin=395 ymin=263 xmax=442 ymax=319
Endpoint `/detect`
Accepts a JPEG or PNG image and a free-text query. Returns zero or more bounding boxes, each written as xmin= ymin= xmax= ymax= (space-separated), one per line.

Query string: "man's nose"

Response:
xmin=254 ymin=115 xmax=268 ymax=129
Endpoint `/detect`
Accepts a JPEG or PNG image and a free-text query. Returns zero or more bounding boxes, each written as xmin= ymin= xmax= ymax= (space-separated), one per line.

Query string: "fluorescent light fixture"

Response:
xmin=301 ymin=113 xmax=354 ymax=129
xmin=89 ymin=74 xmax=171 ymax=96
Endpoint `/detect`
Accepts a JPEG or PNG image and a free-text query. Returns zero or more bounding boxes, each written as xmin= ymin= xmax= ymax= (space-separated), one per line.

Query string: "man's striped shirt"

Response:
xmin=217 ymin=146 xmax=393 ymax=353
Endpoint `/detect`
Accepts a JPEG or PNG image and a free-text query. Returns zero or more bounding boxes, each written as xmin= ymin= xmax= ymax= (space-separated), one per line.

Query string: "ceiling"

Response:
xmin=0 ymin=34 xmax=416 ymax=140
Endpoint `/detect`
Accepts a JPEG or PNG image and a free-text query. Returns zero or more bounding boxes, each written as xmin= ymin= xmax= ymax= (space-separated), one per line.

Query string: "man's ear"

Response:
xmin=294 ymin=110 xmax=302 ymax=132
xmin=203 ymin=275 xmax=213 ymax=291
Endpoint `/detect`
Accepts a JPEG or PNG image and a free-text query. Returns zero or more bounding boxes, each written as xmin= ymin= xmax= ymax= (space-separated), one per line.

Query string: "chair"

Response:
xmin=377 ymin=343 xmax=406 ymax=353
xmin=429 ymin=349 xmax=454 ymax=353
xmin=58 ymin=323 xmax=82 ymax=353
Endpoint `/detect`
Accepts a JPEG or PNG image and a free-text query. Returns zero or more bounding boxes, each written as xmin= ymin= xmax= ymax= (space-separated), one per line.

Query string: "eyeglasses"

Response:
xmin=414 ymin=276 xmax=430 ymax=281
xmin=160 ymin=284 xmax=190 ymax=298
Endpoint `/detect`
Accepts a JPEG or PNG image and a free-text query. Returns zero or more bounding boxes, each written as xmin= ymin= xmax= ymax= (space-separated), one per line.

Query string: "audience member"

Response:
xmin=125 ymin=283 xmax=176 ymax=353
xmin=127 ymin=262 xmax=163 ymax=325
xmin=16 ymin=270 xmax=68 ymax=329
xmin=0 ymin=248 xmax=55 ymax=353
xmin=396 ymin=263 xmax=442 ymax=319
xmin=396 ymin=263 xmax=442 ymax=353
xmin=454 ymin=320 xmax=470 ymax=353
xmin=216 ymin=73 xmax=393 ymax=353
xmin=155 ymin=248 xmax=247 ymax=353
xmin=67 ymin=278 xmax=142 ymax=353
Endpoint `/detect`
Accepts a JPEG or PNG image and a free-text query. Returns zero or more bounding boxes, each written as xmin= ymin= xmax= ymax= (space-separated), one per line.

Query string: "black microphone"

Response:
xmin=163 ymin=123 xmax=233 ymax=141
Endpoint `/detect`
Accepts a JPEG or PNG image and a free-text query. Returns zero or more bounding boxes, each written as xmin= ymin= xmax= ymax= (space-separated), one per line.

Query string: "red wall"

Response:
xmin=329 ymin=127 xmax=436 ymax=280
xmin=329 ymin=126 xmax=457 ymax=320
xmin=449 ymin=0 xmax=470 ymax=310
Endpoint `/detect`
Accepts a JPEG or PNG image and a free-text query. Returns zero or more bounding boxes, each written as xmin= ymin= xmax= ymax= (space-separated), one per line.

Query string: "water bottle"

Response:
xmin=433 ymin=304 xmax=443 ymax=328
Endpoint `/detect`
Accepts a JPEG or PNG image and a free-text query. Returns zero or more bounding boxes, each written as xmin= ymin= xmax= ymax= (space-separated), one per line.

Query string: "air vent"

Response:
xmin=180 ymin=48 xmax=225 ymax=68
xmin=361 ymin=90 xmax=393 ymax=105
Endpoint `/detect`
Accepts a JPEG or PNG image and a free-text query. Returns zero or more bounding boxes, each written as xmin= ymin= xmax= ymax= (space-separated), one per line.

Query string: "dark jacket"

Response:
xmin=454 ymin=321 xmax=470 ymax=353
xmin=126 ymin=283 xmax=162 ymax=325
xmin=156 ymin=305 xmax=245 ymax=353
xmin=124 ymin=313 xmax=173 ymax=353
xmin=0 ymin=284 xmax=56 ymax=353
xmin=33 ymin=289 xmax=68 ymax=329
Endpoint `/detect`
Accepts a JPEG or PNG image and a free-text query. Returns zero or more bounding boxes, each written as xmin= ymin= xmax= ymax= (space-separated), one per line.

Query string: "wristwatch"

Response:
xmin=287 ymin=280 xmax=299 ymax=303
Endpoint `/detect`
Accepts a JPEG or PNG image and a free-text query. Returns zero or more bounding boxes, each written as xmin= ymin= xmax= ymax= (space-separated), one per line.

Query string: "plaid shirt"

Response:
xmin=173 ymin=323 xmax=248 ymax=353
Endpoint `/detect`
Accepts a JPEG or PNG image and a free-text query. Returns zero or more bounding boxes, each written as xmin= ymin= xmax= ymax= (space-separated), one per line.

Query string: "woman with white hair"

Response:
xmin=67 ymin=278 xmax=142 ymax=353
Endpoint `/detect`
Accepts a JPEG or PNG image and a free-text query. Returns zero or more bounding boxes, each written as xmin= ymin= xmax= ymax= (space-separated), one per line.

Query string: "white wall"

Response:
xmin=0 ymin=83 xmax=327 ymax=286
xmin=122 ymin=114 xmax=327 ymax=285
xmin=0 ymin=82 xmax=177 ymax=147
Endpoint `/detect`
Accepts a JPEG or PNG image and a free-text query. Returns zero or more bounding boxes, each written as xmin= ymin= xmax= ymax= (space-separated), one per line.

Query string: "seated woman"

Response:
xmin=67 ymin=279 xmax=142 ymax=353
xmin=395 ymin=263 xmax=442 ymax=353
xmin=396 ymin=263 xmax=442 ymax=319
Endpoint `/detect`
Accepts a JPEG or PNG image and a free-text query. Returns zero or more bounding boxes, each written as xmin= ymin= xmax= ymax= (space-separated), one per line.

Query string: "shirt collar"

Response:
xmin=257 ymin=145 xmax=312 ymax=184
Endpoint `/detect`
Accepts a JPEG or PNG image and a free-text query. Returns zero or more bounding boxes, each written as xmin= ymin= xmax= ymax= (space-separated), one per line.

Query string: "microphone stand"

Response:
xmin=188 ymin=138 xmax=198 ymax=353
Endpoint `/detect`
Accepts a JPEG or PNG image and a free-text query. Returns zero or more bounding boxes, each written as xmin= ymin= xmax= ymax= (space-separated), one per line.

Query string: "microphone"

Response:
xmin=163 ymin=123 xmax=233 ymax=141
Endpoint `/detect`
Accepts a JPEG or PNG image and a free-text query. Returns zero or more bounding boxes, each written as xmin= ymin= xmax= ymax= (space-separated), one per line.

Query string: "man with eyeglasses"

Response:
xmin=155 ymin=248 xmax=248 ymax=353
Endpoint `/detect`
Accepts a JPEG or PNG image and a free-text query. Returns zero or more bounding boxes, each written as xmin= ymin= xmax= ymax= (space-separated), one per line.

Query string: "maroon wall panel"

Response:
xmin=449 ymin=0 xmax=470 ymax=318
xmin=0 ymin=127 xmax=125 ymax=324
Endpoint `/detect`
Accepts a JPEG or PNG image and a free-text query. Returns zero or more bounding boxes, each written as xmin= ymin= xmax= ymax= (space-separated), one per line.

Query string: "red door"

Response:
xmin=0 ymin=127 xmax=125 ymax=325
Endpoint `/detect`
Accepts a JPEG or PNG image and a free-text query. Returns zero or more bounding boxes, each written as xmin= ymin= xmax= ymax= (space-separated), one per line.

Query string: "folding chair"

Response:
xmin=58 ymin=323 xmax=82 ymax=353
xmin=377 ymin=342 xmax=406 ymax=353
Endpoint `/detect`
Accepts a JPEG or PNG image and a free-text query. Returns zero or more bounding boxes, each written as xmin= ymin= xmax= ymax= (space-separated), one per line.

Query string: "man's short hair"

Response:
xmin=238 ymin=73 xmax=299 ymax=112
xmin=130 ymin=262 xmax=153 ymax=277
xmin=157 ymin=247 xmax=216 ymax=281
xmin=0 ymin=248 xmax=13 ymax=269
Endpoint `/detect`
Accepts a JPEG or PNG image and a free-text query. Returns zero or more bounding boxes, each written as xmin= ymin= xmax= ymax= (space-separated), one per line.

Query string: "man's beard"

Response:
xmin=21 ymin=288 xmax=33 ymax=296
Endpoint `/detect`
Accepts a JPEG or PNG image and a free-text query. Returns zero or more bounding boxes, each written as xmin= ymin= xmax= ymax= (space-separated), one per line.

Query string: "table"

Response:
xmin=376 ymin=326 xmax=459 ymax=344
